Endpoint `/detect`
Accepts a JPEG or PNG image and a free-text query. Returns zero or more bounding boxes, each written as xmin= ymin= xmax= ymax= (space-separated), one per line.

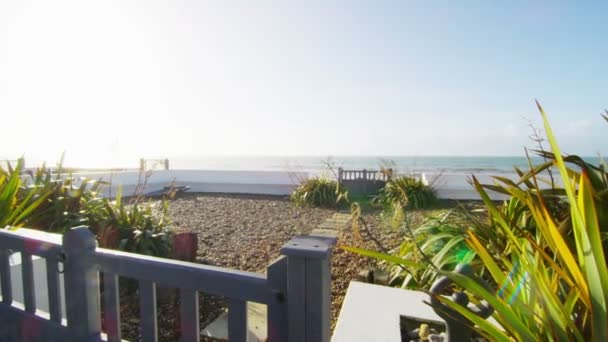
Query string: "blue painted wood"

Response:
xmin=46 ymin=258 xmax=62 ymax=322
xmin=95 ymin=249 xmax=273 ymax=304
xmin=282 ymin=235 xmax=336 ymax=342
xmin=21 ymin=252 xmax=36 ymax=313
xmin=267 ymin=256 xmax=288 ymax=342
xmin=0 ymin=250 xmax=12 ymax=304
xmin=305 ymin=257 xmax=331 ymax=342
xmin=286 ymin=256 xmax=306 ymax=342
xmin=280 ymin=235 xmax=336 ymax=259
xmin=0 ymin=301 xmax=71 ymax=342
xmin=0 ymin=228 xmax=62 ymax=258
xmin=179 ymin=288 xmax=199 ymax=342
xmin=0 ymin=228 xmax=339 ymax=342
xmin=63 ymin=227 xmax=102 ymax=341
xmin=140 ymin=280 xmax=158 ymax=342
xmin=228 ymin=298 xmax=248 ymax=342
xmin=103 ymin=272 xmax=121 ymax=342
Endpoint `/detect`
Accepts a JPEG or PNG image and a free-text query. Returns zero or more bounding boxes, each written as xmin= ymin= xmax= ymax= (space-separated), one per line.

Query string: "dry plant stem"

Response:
xmin=527 ymin=119 xmax=555 ymax=190
xmin=132 ymin=169 xmax=153 ymax=204
xmin=321 ymin=156 xmax=340 ymax=180
xmin=355 ymin=215 xmax=390 ymax=254
xmin=402 ymin=210 xmax=439 ymax=271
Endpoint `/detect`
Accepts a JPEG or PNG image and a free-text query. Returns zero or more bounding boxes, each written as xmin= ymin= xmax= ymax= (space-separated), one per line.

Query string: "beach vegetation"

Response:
xmin=99 ymin=187 xmax=172 ymax=257
xmin=0 ymin=157 xmax=173 ymax=258
xmin=372 ymin=175 xmax=437 ymax=209
xmin=0 ymin=159 xmax=51 ymax=229
xmin=291 ymin=176 xmax=348 ymax=208
xmin=22 ymin=156 xmax=108 ymax=233
xmin=386 ymin=209 xmax=474 ymax=290
xmin=343 ymin=103 xmax=608 ymax=341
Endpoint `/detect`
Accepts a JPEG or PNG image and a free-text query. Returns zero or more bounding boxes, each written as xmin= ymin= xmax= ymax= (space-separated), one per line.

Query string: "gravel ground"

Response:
xmin=169 ymin=193 xmax=335 ymax=271
xmin=118 ymin=193 xmax=334 ymax=341
xmin=116 ymin=194 xmax=472 ymax=341
xmin=330 ymin=209 xmax=433 ymax=330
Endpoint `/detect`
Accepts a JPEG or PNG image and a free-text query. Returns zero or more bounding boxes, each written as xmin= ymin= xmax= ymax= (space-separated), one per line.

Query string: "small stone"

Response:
xmin=372 ymin=267 xmax=390 ymax=285
xmin=428 ymin=333 xmax=446 ymax=342
xmin=356 ymin=269 xmax=373 ymax=283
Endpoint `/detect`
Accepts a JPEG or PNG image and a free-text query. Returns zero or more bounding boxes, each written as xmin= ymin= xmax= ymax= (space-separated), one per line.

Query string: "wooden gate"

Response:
xmin=0 ymin=227 xmax=335 ymax=342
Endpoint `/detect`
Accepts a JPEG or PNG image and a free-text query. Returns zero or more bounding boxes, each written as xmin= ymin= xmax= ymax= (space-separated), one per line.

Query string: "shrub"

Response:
xmin=22 ymin=160 xmax=106 ymax=233
xmin=344 ymin=103 xmax=608 ymax=341
xmin=435 ymin=104 xmax=608 ymax=341
xmin=291 ymin=177 xmax=347 ymax=208
xmin=100 ymin=188 xmax=172 ymax=257
xmin=386 ymin=210 xmax=474 ymax=290
xmin=373 ymin=176 xmax=437 ymax=209
xmin=2 ymin=157 xmax=173 ymax=258
xmin=0 ymin=159 xmax=50 ymax=228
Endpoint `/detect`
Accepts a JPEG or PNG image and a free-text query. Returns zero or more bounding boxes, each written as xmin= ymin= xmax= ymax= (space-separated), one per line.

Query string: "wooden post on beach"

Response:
xmin=281 ymin=235 xmax=336 ymax=342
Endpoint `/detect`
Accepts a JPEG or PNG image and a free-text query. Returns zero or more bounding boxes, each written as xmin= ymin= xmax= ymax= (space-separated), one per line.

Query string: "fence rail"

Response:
xmin=338 ymin=168 xmax=393 ymax=196
xmin=338 ymin=168 xmax=393 ymax=182
xmin=0 ymin=227 xmax=336 ymax=342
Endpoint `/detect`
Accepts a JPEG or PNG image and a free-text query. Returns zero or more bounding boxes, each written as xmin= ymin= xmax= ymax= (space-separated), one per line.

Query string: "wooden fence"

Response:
xmin=0 ymin=227 xmax=335 ymax=342
xmin=337 ymin=168 xmax=393 ymax=183
xmin=338 ymin=168 xmax=393 ymax=196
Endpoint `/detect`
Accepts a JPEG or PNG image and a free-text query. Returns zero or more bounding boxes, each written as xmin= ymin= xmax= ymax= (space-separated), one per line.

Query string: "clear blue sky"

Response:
xmin=0 ymin=1 xmax=606 ymax=166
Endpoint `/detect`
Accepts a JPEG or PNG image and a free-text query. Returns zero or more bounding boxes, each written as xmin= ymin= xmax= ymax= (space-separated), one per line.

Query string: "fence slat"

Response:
xmin=104 ymin=273 xmax=121 ymax=342
xmin=267 ymin=256 xmax=288 ymax=342
xmin=46 ymin=258 xmax=62 ymax=322
xmin=305 ymin=257 xmax=331 ymax=342
xmin=21 ymin=252 xmax=36 ymax=313
xmin=0 ymin=250 xmax=12 ymax=304
xmin=140 ymin=280 xmax=158 ymax=342
xmin=95 ymin=249 xmax=272 ymax=304
xmin=287 ymin=256 xmax=306 ymax=341
xmin=179 ymin=288 xmax=199 ymax=342
xmin=228 ymin=298 xmax=248 ymax=342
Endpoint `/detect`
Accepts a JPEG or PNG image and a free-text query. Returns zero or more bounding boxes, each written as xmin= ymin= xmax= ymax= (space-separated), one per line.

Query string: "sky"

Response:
xmin=0 ymin=1 xmax=607 ymax=167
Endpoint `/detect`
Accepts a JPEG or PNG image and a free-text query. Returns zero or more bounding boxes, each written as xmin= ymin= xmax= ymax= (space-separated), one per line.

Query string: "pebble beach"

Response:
xmin=116 ymin=194 xmax=473 ymax=341
xmin=168 ymin=193 xmax=335 ymax=272
xmin=165 ymin=193 xmax=410 ymax=339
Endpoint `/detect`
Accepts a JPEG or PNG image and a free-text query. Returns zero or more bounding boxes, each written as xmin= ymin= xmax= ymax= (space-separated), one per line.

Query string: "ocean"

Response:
xmin=167 ymin=155 xmax=602 ymax=175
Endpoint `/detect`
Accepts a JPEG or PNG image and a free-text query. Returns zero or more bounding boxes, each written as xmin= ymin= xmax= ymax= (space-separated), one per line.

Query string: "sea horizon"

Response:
xmin=152 ymin=155 xmax=603 ymax=175
xmin=7 ymin=154 xmax=602 ymax=175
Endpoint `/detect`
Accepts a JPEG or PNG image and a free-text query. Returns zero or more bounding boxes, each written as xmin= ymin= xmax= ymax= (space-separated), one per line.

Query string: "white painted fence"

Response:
xmin=55 ymin=170 xmax=308 ymax=198
xmin=41 ymin=169 xmax=524 ymax=200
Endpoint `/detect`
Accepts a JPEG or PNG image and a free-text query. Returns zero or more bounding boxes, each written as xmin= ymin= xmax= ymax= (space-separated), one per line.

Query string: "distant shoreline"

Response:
xmin=8 ymin=155 xmax=601 ymax=177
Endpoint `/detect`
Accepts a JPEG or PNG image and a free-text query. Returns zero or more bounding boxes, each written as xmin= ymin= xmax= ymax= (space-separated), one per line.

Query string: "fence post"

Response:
xmin=281 ymin=235 xmax=336 ymax=342
xmin=63 ymin=226 xmax=101 ymax=341
xmin=267 ymin=256 xmax=288 ymax=342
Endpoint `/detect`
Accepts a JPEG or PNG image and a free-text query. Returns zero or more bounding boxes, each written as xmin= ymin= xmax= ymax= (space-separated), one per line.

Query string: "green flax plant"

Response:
xmin=101 ymin=187 xmax=172 ymax=257
xmin=434 ymin=104 xmax=608 ymax=341
xmin=1 ymin=156 xmax=172 ymax=258
xmin=291 ymin=176 xmax=348 ymax=208
xmin=0 ymin=159 xmax=50 ymax=229
xmin=23 ymin=158 xmax=106 ymax=233
xmin=372 ymin=175 xmax=437 ymax=209
xmin=344 ymin=103 xmax=608 ymax=341
xmin=387 ymin=209 xmax=475 ymax=290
